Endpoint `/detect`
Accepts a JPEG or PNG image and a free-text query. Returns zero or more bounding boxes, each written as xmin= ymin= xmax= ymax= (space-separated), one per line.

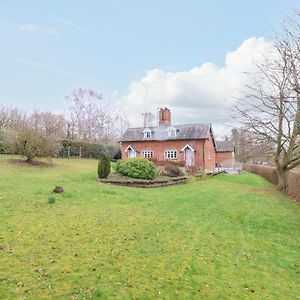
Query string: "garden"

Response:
xmin=98 ymin=156 xmax=196 ymax=187
xmin=0 ymin=155 xmax=299 ymax=299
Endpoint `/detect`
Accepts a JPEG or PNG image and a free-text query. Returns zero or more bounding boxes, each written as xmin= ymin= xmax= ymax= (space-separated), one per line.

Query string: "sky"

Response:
xmin=0 ymin=0 xmax=298 ymax=136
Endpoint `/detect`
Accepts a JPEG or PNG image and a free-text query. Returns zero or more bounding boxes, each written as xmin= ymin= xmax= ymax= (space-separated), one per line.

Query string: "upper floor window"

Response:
xmin=143 ymin=128 xmax=152 ymax=138
xmin=167 ymin=126 xmax=177 ymax=137
xmin=142 ymin=150 xmax=153 ymax=158
xmin=164 ymin=150 xmax=177 ymax=159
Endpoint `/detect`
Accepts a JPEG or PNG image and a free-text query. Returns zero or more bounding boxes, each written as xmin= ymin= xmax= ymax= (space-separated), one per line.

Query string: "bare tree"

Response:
xmin=231 ymin=128 xmax=274 ymax=164
xmin=109 ymin=108 xmax=131 ymax=140
xmin=234 ymin=14 xmax=300 ymax=192
xmin=0 ymin=106 xmax=24 ymax=130
xmin=0 ymin=106 xmax=25 ymax=153
xmin=6 ymin=111 xmax=65 ymax=162
xmin=66 ymin=88 xmax=110 ymax=142
xmin=66 ymin=88 xmax=130 ymax=142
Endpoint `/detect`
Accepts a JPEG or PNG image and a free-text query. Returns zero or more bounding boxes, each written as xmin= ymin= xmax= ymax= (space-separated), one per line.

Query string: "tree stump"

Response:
xmin=53 ymin=186 xmax=64 ymax=193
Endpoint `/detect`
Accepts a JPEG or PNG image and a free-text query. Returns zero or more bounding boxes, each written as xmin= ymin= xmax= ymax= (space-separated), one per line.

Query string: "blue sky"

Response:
xmin=0 ymin=0 xmax=297 ymax=127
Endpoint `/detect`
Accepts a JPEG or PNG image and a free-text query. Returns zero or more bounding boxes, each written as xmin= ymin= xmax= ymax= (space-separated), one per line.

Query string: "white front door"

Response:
xmin=128 ymin=149 xmax=136 ymax=158
xmin=185 ymin=149 xmax=195 ymax=166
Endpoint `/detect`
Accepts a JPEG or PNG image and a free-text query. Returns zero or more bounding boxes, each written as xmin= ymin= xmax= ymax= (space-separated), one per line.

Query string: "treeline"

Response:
xmin=0 ymin=88 xmax=129 ymax=162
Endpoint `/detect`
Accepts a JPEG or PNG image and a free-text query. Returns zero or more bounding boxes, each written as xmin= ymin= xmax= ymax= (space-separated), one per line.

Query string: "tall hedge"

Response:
xmin=98 ymin=155 xmax=111 ymax=178
xmin=60 ymin=140 xmax=121 ymax=159
xmin=116 ymin=158 xmax=156 ymax=180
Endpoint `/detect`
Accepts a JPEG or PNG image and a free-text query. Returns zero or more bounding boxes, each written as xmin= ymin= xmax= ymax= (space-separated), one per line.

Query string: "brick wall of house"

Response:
xmin=216 ymin=151 xmax=235 ymax=168
xmin=203 ymin=136 xmax=216 ymax=172
xmin=121 ymin=138 xmax=217 ymax=172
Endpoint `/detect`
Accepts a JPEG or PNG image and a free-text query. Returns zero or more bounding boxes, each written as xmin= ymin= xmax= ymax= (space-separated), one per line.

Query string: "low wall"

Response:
xmin=243 ymin=164 xmax=300 ymax=201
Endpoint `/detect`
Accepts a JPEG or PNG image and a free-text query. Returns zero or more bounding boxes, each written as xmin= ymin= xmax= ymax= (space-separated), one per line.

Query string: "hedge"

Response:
xmin=243 ymin=164 xmax=300 ymax=201
xmin=59 ymin=140 xmax=121 ymax=160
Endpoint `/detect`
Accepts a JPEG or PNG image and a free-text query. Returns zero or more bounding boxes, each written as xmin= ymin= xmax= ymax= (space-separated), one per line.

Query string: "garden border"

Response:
xmin=98 ymin=171 xmax=225 ymax=188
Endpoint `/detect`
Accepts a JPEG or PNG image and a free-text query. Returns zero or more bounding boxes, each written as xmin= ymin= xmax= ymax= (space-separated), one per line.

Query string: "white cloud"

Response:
xmin=119 ymin=37 xmax=275 ymax=136
xmin=47 ymin=27 xmax=59 ymax=35
xmin=20 ymin=24 xmax=59 ymax=35
xmin=20 ymin=24 xmax=38 ymax=32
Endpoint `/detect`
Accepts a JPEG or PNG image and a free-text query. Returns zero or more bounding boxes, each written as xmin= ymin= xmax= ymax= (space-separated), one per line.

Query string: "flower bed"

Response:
xmin=99 ymin=172 xmax=188 ymax=188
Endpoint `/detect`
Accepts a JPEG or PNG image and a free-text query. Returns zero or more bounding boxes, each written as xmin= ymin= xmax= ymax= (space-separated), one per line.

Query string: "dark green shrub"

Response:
xmin=48 ymin=194 xmax=56 ymax=204
xmin=116 ymin=158 xmax=156 ymax=180
xmin=98 ymin=155 xmax=111 ymax=178
xmin=163 ymin=163 xmax=184 ymax=177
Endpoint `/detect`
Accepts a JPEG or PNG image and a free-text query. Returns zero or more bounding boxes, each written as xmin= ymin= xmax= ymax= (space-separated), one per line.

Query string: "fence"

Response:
xmin=243 ymin=164 xmax=300 ymax=201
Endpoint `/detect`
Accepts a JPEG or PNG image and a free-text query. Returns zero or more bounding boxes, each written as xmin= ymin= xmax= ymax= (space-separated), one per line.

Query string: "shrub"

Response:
xmin=48 ymin=194 xmax=56 ymax=204
xmin=171 ymin=160 xmax=185 ymax=167
xmin=98 ymin=155 xmax=111 ymax=178
xmin=116 ymin=158 xmax=156 ymax=180
xmin=163 ymin=163 xmax=184 ymax=177
xmin=150 ymin=158 xmax=185 ymax=167
xmin=186 ymin=166 xmax=199 ymax=175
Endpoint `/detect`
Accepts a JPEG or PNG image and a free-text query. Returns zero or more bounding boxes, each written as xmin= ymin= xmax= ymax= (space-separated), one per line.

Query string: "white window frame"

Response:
xmin=164 ymin=150 xmax=177 ymax=159
xmin=167 ymin=127 xmax=177 ymax=137
xmin=142 ymin=150 xmax=154 ymax=158
xmin=143 ymin=128 xmax=152 ymax=138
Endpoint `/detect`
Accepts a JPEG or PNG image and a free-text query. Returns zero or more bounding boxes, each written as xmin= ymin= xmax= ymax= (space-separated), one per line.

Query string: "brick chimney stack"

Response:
xmin=158 ymin=107 xmax=171 ymax=126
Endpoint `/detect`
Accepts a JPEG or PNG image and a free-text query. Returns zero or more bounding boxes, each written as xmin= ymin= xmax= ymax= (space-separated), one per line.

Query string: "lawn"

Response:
xmin=0 ymin=155 xmax=299 ymax=299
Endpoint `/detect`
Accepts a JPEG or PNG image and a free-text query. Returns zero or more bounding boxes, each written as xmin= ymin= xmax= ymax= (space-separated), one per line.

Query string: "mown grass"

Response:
xmin=0 ymin=155 xmax=299 ymax=299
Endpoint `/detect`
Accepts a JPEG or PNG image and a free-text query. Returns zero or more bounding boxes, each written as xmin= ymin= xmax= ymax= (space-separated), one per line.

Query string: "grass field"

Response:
xmin=0 ymin=155 xmax=299 ymax=299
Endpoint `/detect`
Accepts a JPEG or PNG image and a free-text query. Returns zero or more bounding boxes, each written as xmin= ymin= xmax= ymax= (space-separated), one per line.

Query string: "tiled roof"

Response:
xmin=120 ymin=123 xmax=212 ymax=142
xmin=216 ymin=140 xmax=234 ymax=152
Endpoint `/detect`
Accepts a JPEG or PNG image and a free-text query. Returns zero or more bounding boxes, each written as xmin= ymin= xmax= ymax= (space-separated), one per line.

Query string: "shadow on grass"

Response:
xmin=8 ymin=158 xmax=54 ymax=168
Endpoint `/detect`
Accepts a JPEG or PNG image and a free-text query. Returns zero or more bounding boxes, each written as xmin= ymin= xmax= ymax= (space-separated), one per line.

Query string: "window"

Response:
xmin=164 ymin=150 xmax=177 ymax=159
xmin=142 ymin=150 xmax=153 ymax=158
xmin=167 ymin=127 xmax=177 ymax=137
xmin=143 ymin=128 xmax=151 ymax=138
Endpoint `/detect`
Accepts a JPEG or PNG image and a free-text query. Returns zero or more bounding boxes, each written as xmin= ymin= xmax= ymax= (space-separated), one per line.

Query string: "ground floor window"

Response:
xmin=164 ymin=150 xmax=177 ymax=159
xmin=142 ymin=150 xmax=154 ymax=158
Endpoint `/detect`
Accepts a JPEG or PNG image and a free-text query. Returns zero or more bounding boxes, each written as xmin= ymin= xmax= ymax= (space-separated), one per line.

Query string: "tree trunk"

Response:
xmin=26 ymin=156 xmax=33 ymax=163
xmin=277 ymin=167 xmax=288 ymax=193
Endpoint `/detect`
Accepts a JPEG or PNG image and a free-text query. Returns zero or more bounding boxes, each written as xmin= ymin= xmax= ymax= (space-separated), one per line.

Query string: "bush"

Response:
xmin=150 ymin=158 xmax=185 ymax=167
xmin=116 ymin=158 xmax=156 ymax=180
xmin=98 ymin=155 xmax=111 ymax=178
xmin=163 ymin=163 xmax=184 ymax=177
xmin=48 ymin=194 xmax=56 ymax=204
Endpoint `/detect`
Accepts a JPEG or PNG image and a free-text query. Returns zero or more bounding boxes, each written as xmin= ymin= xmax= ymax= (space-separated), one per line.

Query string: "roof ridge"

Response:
xmin=125 ymin=122 xmax=211 ymax=130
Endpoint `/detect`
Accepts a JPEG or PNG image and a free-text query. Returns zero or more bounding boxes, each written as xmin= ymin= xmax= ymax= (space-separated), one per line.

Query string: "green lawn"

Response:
xmin=0 ymin=155 xmax=299 ymax=299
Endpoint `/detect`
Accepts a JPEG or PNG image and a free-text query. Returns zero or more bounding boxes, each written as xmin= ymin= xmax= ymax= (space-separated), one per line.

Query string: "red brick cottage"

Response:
xmin=120 ymin=108 xmax=234 ymax=172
